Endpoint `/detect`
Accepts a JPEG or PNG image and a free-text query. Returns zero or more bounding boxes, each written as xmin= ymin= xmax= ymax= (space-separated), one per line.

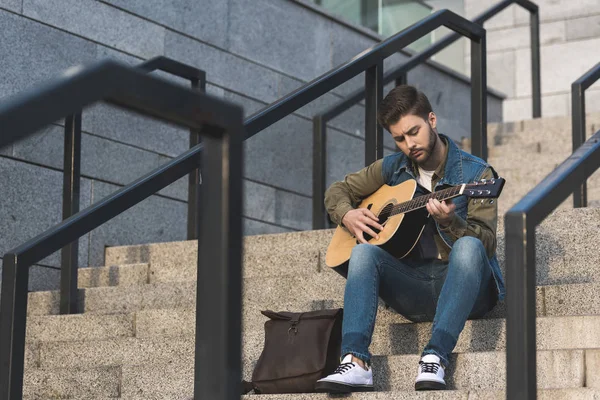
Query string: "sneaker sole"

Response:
xmin=415 ymin=380 xmax=447 ymax=391
xmin=314 ymin=381 xmax=374 ymax=394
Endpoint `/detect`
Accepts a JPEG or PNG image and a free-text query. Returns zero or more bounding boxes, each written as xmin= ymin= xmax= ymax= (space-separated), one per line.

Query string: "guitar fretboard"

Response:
xmin=389 ymin=185 xmax=463 ymax=217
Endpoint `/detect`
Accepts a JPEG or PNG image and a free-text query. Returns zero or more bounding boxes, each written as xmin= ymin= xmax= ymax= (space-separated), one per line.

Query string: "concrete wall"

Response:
xmin=459 ymin=0 xmax=600 ymax=122
xmin=0 ymin=0 xmax=502 ymax=291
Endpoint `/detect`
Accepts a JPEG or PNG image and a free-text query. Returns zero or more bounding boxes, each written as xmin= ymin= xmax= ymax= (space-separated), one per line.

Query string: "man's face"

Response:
xmin=388 ymin=112 xmax=438 ymax=165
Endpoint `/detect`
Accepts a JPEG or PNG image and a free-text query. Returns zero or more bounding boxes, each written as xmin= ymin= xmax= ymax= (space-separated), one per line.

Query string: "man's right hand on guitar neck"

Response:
xmin=342 ymin=208 xmax=384 ymax=244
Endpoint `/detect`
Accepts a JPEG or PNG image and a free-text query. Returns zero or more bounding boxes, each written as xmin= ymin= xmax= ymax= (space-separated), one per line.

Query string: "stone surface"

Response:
xmin=0 ymin=0 xmax=19 ymax=12
xmin=87 ymin=180 xmax=187 ymax=267
xmin=244 ymin=180 xmax=312 ymax=231
xmin=23 ymin=0 xmax=164 ymax=58
xmin=464 ymin=0 xmax=516 ymax=30
xmin=0 ymin=9 xmax=97 ymax=102
xmin=514 ymin=0 xmax=600 ymax=25
xmin=515 ymin=38 xmax=600 ymax=97
xmin=0 ymin=157 xmax=91 ymax=268
xmin=23 ymin=366 xmax=120 ymax=398
xmin=77 ymin=263 xmax=149 ymax=288
xmin=486 ymin=51 xmax=516 ymax=98
xmin=543 ymin=282 xmax=600 ymax=317
xmin=566 ymin=15 xmax=600 ymax=41
xmin=228 ymin=0 xmax=332 ymax=82
xmin=26 ymin=313 xmax=134 ymax=342
xmin=102 ymin=0 xmax=229 ymax=49
xmin=587 ymin=350 xmax=600 ymax=389
xmin=165 ymin=31 xmax=281 ymax=104
xmin=82 ymin=102 xmax=189 ymax=159
xmin=11 ymin=125 xmax=188 ymax=202
xmin=243 ymin=218 xmax=294 ymax=236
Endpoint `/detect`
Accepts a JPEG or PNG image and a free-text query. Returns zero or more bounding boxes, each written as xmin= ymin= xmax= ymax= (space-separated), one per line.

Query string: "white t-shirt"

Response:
xmin=417 ymin=167 xmax=436 ymax=192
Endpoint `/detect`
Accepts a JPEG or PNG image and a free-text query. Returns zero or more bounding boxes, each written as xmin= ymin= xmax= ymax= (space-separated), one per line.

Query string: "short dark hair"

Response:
xmin=377 ymin=85 xmax=433 ymax=131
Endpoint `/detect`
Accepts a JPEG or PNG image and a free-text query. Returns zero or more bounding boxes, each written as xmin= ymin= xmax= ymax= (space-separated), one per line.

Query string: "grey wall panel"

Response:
xmin=244 ymin=180 xmax=311 ymax=231
xmin=228 ymin=0 xmax=332 ymax=82
xmin=0 ymin=157 xmax=91 ymax=267
xmin=0 ymin=0 xmax=20 ymax=13
xmin=87 ymin=181 xmax=187 ymax=267
xmin=82 ymin=103 xmax=189 ymax=158
xmin=0 ymin=260 xmax=61 ymax=297
xmin=0 ymin=9 xmax=97 ymax=102
xmin=325 ymin=129 xmax=364 ymax=189
xmin=243 ymin=114 xmax=313 ymax=196
xmin=22 ymin=0 xmax=165 ymax=58
xmin=165 ymin=31 xmax=281 ymax=104
xmin=243 ymin=219 xmax=294 ymax=236
xmin=101 ymin=0 xmax=229 ymax=50
xmin=11 ymin=125 xmax=188 ymax=201
xmin=277 ymin=75 xmax=366 ymax=137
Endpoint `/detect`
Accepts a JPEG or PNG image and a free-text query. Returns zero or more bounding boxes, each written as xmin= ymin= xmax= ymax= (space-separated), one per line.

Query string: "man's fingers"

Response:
xmin=363 ymin=209 xmax=380 ymax=222
xmin=357 ymin=222 xmax=379 ymax=240
xmin=354 ymin=229 xmax=368 ymax=244
xmin=360 ymin=215 xmax=384 ymax=231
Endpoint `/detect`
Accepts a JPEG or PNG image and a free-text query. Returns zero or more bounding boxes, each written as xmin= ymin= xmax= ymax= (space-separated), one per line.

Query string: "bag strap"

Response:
xmin=241 ymin=380 xmax=255 ymax=395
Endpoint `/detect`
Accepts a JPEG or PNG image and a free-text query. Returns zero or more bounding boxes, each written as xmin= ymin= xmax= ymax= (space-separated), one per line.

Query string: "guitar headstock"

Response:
xmin=462 ymin=178 xmax=506 ymax=198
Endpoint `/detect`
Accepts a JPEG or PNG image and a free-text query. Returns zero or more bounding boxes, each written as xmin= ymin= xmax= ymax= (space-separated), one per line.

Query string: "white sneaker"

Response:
xmin=415 ymin=354 xmax=446 ymax=390
xmin=314 ymin=354 xmax=374 ymax=393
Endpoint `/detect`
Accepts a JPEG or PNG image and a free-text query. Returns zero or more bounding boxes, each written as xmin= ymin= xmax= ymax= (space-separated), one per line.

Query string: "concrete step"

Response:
xmin=104 ymin=230 xmax=334 ymax=268
xmin=27 ymin=303 xmax=600 ymax=358
xmin=77 ymin=263 xmax=148 ymax=288
xmin=91 ymin=209 xmax=600 ymax=291
xmin=26 ymin=269 xmax=600 ymax=321
xmin=23 ymin=366 xmax=120 ymax=399
xmin=29 ymin=346 xmax=593 ymax=394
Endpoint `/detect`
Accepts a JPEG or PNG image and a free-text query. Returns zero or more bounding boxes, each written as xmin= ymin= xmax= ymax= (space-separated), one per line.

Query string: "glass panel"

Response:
xmin=313 ymin=0 xmax=362 ymax=26
xmin=380 ymin=0 xmax=433 ymax=52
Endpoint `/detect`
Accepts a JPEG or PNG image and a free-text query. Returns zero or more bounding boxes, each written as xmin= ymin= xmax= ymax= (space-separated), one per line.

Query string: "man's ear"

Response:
xmin=429 ymin=112 xmax=437 ymax=129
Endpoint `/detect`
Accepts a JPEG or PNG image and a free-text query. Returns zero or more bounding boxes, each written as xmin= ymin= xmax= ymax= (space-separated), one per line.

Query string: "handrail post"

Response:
xmin=194 ymin=124 xmax=243 ymax=400
xmin=187 ymin=74 xmax=206 ymax=240
xmin=0 ymin=254 xmax=29 ymax=400
xmin=505 ymin=212 xmax=537 ymax=400
xmin=572 ymin=82 xmax=587 ymax=207
xmin=530 ymin=10 xmax=542 ymax=119
xmin=313 ymin=116 xmax=327 ymax=229
xmin=470 ymin=28 xmax=487 ymax=161
xmin=365 ymin=61 xmax=384 ymax=166
xmin=60 ymin=112 xmax=82 ymax=315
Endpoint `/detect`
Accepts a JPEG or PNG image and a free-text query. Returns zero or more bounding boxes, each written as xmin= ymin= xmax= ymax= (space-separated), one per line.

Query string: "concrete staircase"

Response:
xmin=20 ymin=113 xmax=600 ymax=399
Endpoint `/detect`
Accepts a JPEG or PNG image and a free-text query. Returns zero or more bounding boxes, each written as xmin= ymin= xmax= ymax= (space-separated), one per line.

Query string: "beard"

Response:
xmin=408 ymin=124 xmax=438 ymax=165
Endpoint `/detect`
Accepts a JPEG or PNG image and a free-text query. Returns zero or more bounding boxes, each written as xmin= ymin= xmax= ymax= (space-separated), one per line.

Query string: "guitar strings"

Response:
xmin=388 ymin=186 xmax=462 ymax=217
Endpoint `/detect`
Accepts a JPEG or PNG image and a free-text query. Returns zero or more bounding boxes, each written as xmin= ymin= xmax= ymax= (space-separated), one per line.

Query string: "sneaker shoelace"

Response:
xmin=419 ymin=361 xmax=440 ymax=374
xmin=333 ymin=362 xmax=355 ymax=375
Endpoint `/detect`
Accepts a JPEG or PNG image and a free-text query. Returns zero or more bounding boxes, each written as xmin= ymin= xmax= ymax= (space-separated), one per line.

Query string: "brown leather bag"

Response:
xmin=242 ymin=308 xmax=343 ymax=394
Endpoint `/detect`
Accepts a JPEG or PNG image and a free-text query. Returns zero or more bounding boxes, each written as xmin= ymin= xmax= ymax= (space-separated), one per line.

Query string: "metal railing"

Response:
xmin=505 ymin=64 xmax=600 ymax=400
xmin=572 ymin=61 xmax=600 ymax=208
xmin=59 ymin=56 xmax=206 ymax=315
xmin=0 ymin=61 xmax=244 ymax=400
xmin=311 ymin=0 xmax=540 ymax=229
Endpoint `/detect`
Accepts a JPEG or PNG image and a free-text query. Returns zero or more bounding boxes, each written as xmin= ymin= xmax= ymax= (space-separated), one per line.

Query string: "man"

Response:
xmin=315 ymin=85 xmax=505 ymax=392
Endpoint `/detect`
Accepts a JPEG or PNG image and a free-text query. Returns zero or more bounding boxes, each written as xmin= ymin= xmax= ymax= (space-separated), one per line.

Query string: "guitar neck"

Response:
xmin=390 ymin=185 xmax=464 ymax=217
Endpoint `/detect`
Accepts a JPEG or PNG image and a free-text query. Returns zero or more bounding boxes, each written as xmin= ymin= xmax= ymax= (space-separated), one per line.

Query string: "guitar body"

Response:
xmin=325 ymin=180 xmax=429 ymax=268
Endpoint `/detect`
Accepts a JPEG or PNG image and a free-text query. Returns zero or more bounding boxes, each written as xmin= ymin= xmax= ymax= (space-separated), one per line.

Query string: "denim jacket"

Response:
xmin=381 ymin=135 xmax=506 ymax=301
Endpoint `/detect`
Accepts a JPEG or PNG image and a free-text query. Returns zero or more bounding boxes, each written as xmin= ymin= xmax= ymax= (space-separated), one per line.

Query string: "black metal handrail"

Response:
xmin=505 ymin=62 xmax=600 ymax=399
xmin=572 ymin=61 xmax=600 ymax=208
xmin=0 ymin=61 xmax=244 ymax=400
xmin=311 ymin=0 xmax=540 ymax=229
xmin=59 ymin=56 xmax=206 ymax=315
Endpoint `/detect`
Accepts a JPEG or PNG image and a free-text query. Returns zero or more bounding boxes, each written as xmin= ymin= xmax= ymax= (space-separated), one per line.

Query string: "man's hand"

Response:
xmin=341 ymin=208 xmax=384 ymax=244
xmin=426 ymin=198 xmax=456 ymax=228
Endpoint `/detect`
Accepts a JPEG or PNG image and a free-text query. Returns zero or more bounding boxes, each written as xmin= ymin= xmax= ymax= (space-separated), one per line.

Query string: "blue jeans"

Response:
xmin=333 ymin=236 xmax=497 ymax=367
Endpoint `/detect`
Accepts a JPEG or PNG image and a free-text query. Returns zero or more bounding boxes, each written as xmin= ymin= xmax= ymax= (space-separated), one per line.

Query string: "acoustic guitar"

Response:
xmin=325 ymin=178 xmax=505 ymax=268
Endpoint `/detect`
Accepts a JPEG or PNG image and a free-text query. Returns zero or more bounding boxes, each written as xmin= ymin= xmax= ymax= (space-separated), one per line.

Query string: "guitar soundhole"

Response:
xmin=361 ymin=203 xmax=394 ymax=243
